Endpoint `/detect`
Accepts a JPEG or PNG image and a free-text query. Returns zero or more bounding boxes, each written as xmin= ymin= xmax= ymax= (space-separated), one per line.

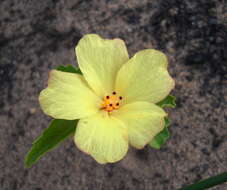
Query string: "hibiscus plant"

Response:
xmin=25 ymin=34 xmax=176 ymax=166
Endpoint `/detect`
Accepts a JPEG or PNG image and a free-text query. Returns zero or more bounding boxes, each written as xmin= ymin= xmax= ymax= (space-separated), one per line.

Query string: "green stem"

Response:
xmin=178 ymin=172 xmax=227 ymax=190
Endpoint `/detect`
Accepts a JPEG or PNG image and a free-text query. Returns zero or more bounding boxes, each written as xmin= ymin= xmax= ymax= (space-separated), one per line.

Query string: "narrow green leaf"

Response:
xmin=25 ymin=119 xmax=77 ymax=168
xmin=149 ymin=118 xmax=170 ymax=149
xmin=56 ymin=64 xmax=82 ymax=74
xmin=178 ymin=172 xmax=227 ymax=190
xmin=157 ymin=95 xmax=176 ymax=108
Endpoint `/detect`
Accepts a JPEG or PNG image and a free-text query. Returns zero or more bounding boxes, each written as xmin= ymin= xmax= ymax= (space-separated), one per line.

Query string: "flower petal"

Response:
xmin=39 ymin=70 xmax=101 ymax=120
xmin=113 ymin=102 xmax=166 ymax=149
xmin=74 ymin=113 xmax=128 ymax=164
xmin=115 ymin=49 xmax=175 ymax=104
xmin=75 ymin=34 xmax=129 ymax=96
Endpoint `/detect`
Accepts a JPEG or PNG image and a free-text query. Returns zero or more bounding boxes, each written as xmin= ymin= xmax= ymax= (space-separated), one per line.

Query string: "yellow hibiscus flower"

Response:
xmin=39 ymin=34 xmax=175 ymax=164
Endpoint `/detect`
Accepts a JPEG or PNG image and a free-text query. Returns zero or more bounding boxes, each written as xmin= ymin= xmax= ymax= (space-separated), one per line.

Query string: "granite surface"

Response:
xmin=0 ymin=0 xmax=227 ymax=189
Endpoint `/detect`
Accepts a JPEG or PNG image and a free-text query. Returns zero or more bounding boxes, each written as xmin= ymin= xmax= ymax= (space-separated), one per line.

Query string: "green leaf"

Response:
xmin=149 ymin=118 xmax=170 ymax=149
xmin=178 ymin=172 xmax=227 ymax=190
xmin=157 ymin=95 xmax=176 ymax=108
xmin=24 ymin=119 xmax=77 ymax=168
xmin=152 ymin=96 xmax=175 ymax=149
xmin=56 ymin=64 xmax=82 ymax=74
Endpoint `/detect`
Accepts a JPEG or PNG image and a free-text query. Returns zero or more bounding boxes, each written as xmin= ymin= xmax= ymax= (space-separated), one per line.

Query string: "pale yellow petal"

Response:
xmin=74 ymin=113 xmax=128 ymax=163
xmin=39 ymin=70 xmax=101 ymax=120
xmin=115 ymin=49 xmax=175 ymax=104
xmin=75 ymin=34 xmax=129 ymax=96
xmin=113 ymin=102 xmax=166 ymax=149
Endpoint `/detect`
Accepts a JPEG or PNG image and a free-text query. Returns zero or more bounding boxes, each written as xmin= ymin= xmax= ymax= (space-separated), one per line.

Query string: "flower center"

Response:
xmin=100 ymin=91 xmax=123 ymax=112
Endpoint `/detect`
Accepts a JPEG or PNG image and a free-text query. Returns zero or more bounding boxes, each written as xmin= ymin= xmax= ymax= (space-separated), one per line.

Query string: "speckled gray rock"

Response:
xmin=0 ymin=0 xmax=226 ymax=189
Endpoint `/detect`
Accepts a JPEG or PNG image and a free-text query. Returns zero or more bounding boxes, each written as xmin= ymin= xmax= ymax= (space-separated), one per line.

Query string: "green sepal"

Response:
xmin=24 ymin=119 xmax=77 ymax=168
xmin=148 ymin=118 xmax=170 ymax=149
xmin=157 ymin=95 xmax=176 ymax=108
xmin=56 ymin=64 xmax=82 ymax=75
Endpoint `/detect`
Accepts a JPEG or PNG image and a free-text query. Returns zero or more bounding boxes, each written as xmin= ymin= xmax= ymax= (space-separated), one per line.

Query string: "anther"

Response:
xmin=101 ymin=92 xmax=122 ymax=113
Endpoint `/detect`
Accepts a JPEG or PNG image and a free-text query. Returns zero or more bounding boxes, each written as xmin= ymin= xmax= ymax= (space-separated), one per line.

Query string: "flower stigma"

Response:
xmin=100 ymin=91 xmax=123 ymax=113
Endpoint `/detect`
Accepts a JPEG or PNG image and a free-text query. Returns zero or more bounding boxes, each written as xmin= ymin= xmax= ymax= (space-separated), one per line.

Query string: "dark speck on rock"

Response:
xmin=135 ymin=148 xmax=149 ymax=161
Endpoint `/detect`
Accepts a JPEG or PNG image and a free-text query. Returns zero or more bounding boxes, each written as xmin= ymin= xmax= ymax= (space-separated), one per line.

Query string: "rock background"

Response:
xmin=0 ymin=0 xmax=226 ymax=189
